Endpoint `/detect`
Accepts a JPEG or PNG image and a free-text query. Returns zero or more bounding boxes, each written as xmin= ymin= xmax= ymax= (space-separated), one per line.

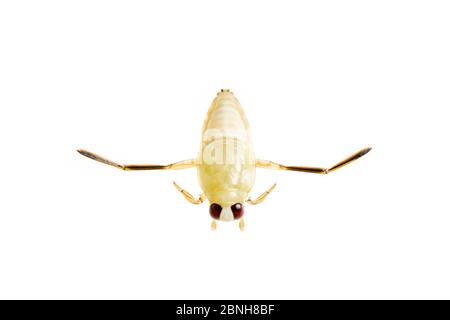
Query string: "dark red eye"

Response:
xmin=231 ymin=203 xmax=244 ymax=220
xmin=209 ymin=203 xmax=222 ymax=220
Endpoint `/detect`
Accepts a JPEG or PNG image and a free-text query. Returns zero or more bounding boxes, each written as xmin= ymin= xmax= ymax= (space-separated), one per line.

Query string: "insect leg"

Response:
xmin=173 ymin=181 xmax=205 ymax=205
xmin=246 ymin=183 xmax=277 ymax=205
xmin=256 ymin=147 xmax=371 ymax=174
xmin=211 ymin=220 xmax=217 ymax=231
xmin=77 ymin=149 xmax=196 ymax=171
xmin=239 ymin=218 xmax=245 ymax=231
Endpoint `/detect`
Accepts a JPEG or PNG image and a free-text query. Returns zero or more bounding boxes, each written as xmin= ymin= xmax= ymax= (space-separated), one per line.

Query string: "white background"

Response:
xmin=0 ymin=1 xmax=449 ymax=299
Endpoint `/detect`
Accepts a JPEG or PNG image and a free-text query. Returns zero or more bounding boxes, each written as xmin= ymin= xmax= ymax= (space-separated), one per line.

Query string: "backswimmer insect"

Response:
xmin=78 ymin=89 xmax=371 ymax=231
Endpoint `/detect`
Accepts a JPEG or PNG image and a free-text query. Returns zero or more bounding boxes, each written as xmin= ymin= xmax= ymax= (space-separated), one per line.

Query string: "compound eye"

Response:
xmin=209 ymin=203 xmax=222 ymax=220
xmin=231 ymin=203 xmax=244 ymax=220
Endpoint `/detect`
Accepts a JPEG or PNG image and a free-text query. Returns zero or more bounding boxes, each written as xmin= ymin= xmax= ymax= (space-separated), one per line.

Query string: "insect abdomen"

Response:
xmin=197 ymin=90 xmax=256 ymax=205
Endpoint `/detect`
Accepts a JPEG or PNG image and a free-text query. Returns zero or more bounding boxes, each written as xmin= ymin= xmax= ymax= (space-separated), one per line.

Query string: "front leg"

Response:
xmin=173 ymin=181 xmax=205 ymax=205
xmin=246 ymin=183 xmax=277 ymax=205
xmin=239 ymin=218 xmax=245 ymax=231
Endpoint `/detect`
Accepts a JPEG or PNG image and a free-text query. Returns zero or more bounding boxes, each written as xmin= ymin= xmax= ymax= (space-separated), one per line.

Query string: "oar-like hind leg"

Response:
xmin=256 ymin=147 xmax=371 ymax=174
xmin=77 ymin=149 xmax=196 ymax=170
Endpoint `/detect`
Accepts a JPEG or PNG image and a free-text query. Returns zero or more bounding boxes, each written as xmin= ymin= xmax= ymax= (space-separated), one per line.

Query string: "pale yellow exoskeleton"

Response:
xmin=78 ymin=89 xmax=371 ymax=231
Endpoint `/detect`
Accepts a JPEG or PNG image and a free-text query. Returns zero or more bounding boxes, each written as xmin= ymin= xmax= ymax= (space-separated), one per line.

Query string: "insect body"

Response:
xmin=198 ymin=89 xmax=255 ymax=226
xmin=78 ymin=89 xmax=371 ymax=231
